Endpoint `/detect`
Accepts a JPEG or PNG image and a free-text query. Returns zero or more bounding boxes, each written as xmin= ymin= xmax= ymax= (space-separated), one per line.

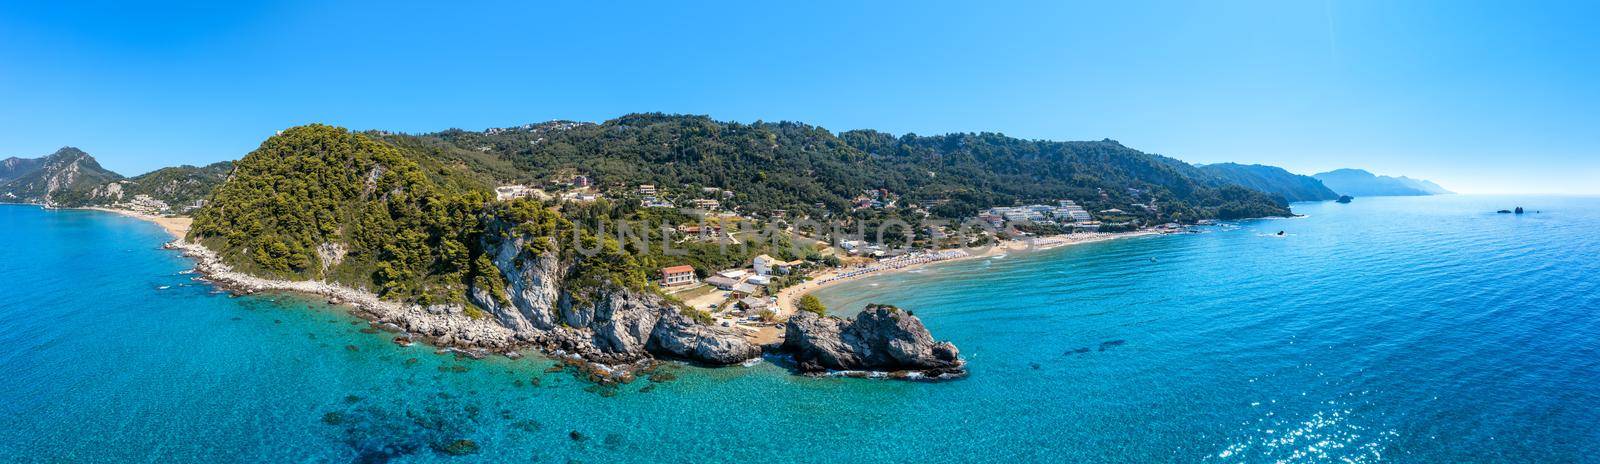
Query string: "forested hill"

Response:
xmin=188 ymin=124 xmax=641 ymax=309
xmin=383 ymin=113 xmax=1291 ymax=221
xmin=121 ymin=161 xmax=236 ymax=208
xmin=837 ymin=130 xmax=1289 ymax=220
xmin=1197 ymin=163 xmax=1341 ymax=203
xmin=189 ymin=124 xmax=504 ymax=303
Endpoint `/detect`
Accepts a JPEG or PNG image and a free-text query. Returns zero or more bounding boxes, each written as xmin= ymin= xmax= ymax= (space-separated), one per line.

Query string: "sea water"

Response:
xmin=1 ymin=196 xmax=1597 ymax=463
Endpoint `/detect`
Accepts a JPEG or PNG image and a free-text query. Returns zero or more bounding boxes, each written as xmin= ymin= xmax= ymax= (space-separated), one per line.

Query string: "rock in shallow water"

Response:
xmin=780 ymin=304 xmax=965 ymax=378
xmin=432 ymin=439 xmax=479 ymax=456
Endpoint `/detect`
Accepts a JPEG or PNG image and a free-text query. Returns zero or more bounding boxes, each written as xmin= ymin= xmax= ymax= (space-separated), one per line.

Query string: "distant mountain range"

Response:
xmin=1194 ymin=163 xmax=1450 ymax=202
xmin=0 ymin=147 xmax=233 ymax=211
xmin=1197 ymin=163 xmax=1341 ymax=202
xmin=1312 ymin=169 xmax=1452 ymax=197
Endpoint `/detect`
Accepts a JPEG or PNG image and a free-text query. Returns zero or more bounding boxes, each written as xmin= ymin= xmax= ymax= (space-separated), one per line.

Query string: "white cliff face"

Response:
xmin=44 ymin=161 xmax=80 ymax=197
xmin=482 ymin=234 xmax=563 ymax=333
xmin=91 ymin=182 xmax=125 ymax=201
xmin=315 ymin=242 xmax=348 ymax=277
xmin=467 ymin=222 xmax=759 ymax=366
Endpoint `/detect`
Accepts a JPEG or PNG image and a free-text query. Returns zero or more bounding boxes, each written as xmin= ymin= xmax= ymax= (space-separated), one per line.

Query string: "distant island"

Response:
xmin=3 ymin=113 xmax=1450 ymax=381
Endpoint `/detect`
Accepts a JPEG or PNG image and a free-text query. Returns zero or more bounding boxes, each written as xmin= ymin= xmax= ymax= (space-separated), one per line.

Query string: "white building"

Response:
xmin=495 ymin=185 xmax=534 ymax=201
xmin=752 ymin=254 xmax=776 ymax=276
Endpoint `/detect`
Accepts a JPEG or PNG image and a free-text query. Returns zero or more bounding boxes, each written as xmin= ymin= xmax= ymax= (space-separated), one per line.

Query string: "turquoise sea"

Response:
xmin=2 ymin=195 xmax=1598 ymax=463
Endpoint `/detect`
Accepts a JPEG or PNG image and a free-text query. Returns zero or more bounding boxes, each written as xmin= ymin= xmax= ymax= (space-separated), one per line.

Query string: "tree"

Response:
xmin=797 ymin=294 xmax=827 ymax=317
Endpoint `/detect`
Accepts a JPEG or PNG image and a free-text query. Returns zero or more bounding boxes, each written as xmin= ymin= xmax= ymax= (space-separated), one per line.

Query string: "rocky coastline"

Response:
xmin=167 ymin=239 xmax=523 ymax=353
xmin=167 ymin=238 xmax=769 ymax=379
xmin=167 ymin=235 xmax=964 ymax=382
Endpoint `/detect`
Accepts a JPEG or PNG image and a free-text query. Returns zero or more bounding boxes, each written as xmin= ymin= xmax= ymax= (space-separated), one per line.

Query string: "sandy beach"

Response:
xmin=750 ymin=229 xmax=1161 ymax=344
xmin=85 ymin=207 xmax=193 ymax=239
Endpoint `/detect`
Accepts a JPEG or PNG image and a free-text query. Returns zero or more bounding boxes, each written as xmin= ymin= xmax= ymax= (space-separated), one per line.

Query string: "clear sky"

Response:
xmin=1 ymin=1 xmax=1595 ymax=193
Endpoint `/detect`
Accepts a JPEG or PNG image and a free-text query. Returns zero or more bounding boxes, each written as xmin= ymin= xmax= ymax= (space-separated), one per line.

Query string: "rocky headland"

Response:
xmin=169 ymin=237 xmax=761 ymax=380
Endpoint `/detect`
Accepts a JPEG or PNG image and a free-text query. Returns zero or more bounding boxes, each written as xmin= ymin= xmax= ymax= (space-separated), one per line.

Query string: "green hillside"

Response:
xmin=122 ymin=161 xmax=236 ymax=209
xmin=387 ymin=113 xmax=1291 ymax=222
xmin=189 ymin=125 xmax=501 ymax=304
xmin=1197 ymin=163 xmax=1340 ymax=203
xmin=176 ymin=116 xmax=1315 ymax=308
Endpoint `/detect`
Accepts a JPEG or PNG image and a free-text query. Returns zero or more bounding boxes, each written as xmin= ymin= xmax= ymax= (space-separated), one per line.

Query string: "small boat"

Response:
xmin=1276 ymin=231 xmax=1285 ymax=236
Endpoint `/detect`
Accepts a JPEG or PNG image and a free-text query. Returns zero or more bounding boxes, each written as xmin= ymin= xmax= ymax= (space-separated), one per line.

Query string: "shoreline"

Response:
xmin=83 ymin=206 xmax=738 ymax=380
xmin=164 ymin=239 xmax=523 ymax=354
xmin=1 ymin=202 xmax=193 ymax=239
xmin=71 ymin=203 xmax=1156 ymax=374
xmin=82 ymin=206 xmax=193 ymax=239
xmin=754 ymin=229 xmax=1161 ymax=343
xmin=58 ymin=205 xmax=528 ymax=358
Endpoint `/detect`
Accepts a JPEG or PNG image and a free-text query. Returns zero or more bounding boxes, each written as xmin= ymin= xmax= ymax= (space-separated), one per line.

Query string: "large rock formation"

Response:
xmin=781 ymin=304 xmax=965 ymax=378
xmin=467 ymin=223 xmax=759 ymax=367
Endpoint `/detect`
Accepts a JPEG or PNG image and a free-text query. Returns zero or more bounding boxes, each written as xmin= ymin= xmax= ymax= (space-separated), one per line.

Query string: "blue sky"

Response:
xmin=1 ymin=1 xmax=1595 ymax=193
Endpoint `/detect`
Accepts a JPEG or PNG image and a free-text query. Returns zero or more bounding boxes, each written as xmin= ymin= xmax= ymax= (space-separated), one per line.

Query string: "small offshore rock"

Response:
xmin=432 ymin=439 xmax=480 ymax=456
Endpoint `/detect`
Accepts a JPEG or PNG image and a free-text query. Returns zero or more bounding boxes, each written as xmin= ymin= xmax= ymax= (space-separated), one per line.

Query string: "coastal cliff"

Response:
xmin=466 ymin=222 xmax=759 ymax=366
xmin=172 ymin=228 xmax=760 ymax=371
xmin=780 ymin=304 xmax=966 ymax=379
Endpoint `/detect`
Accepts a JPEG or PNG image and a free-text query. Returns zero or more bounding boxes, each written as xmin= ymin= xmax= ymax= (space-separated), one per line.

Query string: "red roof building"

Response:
xmin=660 ymin=265 xmax=698 ymax=287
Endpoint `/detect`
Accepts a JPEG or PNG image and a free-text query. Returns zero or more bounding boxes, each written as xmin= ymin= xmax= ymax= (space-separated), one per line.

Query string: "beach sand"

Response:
xmin=749 ymin=230 xmax=1161 ymax=344
xmin=86 ymin=207 xmax=192 ymax=239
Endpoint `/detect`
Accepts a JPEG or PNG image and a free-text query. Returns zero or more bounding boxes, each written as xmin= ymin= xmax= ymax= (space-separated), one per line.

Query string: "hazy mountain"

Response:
xmin=1313 ymin=169 xmax=1452 ymax=197
xmin=1 ymin=156 xmax=46 ymax=183
xmin=1392 ymin=176 xmax=1452 ymax=195
xmin=1196 ymin=163 xmax=1340 ymax=202
xmin=0 ymin=147 xmax=125 ymax=206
